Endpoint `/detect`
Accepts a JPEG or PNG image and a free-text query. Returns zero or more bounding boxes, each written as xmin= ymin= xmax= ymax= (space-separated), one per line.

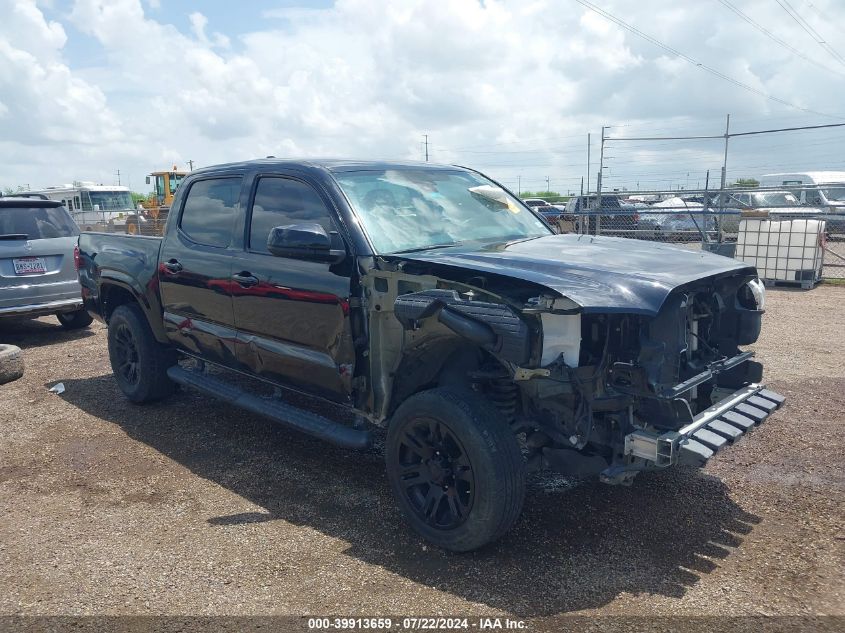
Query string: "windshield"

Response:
xmin=821 ymin=186 xmax=845 ymax=201
xmin=750 ymin=192 xmax=799 ymax=207
xmin=0 ymin=206 xmax=79 ymax=239
xmin=335 ymin=169 xmax=550 ymax=254
xmin=86 ymin=190 xmax=133 ymax=211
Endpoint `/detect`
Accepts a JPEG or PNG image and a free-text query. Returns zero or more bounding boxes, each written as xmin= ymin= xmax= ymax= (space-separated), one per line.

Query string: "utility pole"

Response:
xmin=545 ymin=176 xmax=550 ymax=194
xmin=423 ymin=134 xmax=429 ymax=162
xmin=517 ymin=175 xmax=521 ymax=196
xmin=187 ymin=160 xmax=195 ymax=171
xmin=596 ymin=126 xmax=607 ymax=234
xmin=115 ymin=169 xmax=121 ymax=186
xmin=586 ymin=133 xmax=591 ymax=195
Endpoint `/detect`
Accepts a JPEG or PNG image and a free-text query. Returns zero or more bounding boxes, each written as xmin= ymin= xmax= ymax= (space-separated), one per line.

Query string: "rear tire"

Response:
xmin=0 ymin=344 xmax=24 ymax=385
xmin=107 ymin=304 xmax=176 ymax=403
xmin=385 ymin=387 xmax=526 ymax=552
xmin=57 ymin=309 xmax=93 ymax=330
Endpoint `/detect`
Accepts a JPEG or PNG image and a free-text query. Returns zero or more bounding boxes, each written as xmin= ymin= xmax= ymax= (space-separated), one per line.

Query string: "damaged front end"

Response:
xmin=377 ymin=260 xmax=783 ymax=485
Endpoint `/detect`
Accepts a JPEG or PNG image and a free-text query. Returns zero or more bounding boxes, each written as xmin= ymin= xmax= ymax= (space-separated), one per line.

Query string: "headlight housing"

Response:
xmin=739 ymin=278 xmax=766 ymax=311
xmin=748 ymin=278 xmax=766 ymax=310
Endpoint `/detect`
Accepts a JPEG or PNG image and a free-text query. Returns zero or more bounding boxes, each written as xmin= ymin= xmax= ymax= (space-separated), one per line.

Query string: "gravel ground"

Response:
xmin=0 ymin=287 xmax=843 ymax=626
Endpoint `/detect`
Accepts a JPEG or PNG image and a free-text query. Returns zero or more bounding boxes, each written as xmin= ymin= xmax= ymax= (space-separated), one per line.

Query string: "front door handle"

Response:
xmin=163 ymin=259 xmax=183 ymax=273
xmin=232 ymin=272 xmax=259 ymax=287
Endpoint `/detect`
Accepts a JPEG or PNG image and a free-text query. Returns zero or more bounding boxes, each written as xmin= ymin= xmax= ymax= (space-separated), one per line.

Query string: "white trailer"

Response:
xmin=29 ymin=182 xmax=137 ymax=231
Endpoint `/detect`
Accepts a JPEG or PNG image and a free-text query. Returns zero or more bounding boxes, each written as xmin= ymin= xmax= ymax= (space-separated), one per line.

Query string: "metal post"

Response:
xmin=702 ymin=169 xmax=711 ymax=245
xmin=586 ymin=133 xmax=591 ymax=195
xmin=517 ymin=175 xmax=521 ymax=196
xmin=596 ymin=126 xmax=607 ymax=235
xmin=424 ymin=134 xmax=429 ymax=162
xmin=719 ymin=114 xmax=730 ymax=218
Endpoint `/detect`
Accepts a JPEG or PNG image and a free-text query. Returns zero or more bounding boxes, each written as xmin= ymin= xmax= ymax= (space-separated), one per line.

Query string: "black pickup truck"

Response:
xmin=78 ymin=159 xmax=783 ymax=551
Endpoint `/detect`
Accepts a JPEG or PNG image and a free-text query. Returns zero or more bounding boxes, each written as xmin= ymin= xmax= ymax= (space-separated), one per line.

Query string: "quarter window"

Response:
xmin=248 ymin=177 xmax=335 ymax=254
xmin=180 ymin=177 xmax=241 ymax=248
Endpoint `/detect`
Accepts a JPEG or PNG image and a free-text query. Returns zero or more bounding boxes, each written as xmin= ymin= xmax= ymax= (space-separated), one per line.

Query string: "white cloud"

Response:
xmin=1 ymin=0 xmax=844 ymax=193
xmin=0 ymin=0 xmax=121 ymax=149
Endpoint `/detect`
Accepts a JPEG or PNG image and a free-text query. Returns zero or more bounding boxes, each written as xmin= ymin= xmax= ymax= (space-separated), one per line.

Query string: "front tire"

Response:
xmin=107 ymin=304 xmax=176 ymax=403
xmin=57 ymin=309 xmax=93 ymax=330
xmin=385 ymin=387 xmax=526 ymax=552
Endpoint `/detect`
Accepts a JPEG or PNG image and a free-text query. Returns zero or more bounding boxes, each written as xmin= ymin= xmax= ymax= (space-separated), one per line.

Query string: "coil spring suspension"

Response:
xmin=486 ymin=375 xmax=519 ymax=425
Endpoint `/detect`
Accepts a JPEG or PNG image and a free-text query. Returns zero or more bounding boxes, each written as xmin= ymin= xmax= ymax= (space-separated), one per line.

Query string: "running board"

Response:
xmin=166 ymin=365 xmax=373 ymax=450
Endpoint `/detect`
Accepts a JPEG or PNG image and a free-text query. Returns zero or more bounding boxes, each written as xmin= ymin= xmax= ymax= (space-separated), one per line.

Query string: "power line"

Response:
xmin=573 ymin=0 xmax=844 ymax=119
xmin=606 ymin=121 xmax=845 ymax=141
xmin=775 ymin=0 xmax=845 ymax=68
xmin=716 ymin=0 xmax=845 ymax=77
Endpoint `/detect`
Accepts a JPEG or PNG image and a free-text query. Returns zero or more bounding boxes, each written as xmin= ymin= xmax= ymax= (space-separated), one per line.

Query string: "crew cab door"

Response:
xmin=231 ymin=174 xmax=355 ymax=402
xmin=158 ymin=175 xmax=242 ymax=367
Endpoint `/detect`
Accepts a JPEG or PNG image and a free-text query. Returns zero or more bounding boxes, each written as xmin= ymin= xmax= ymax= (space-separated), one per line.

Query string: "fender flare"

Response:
xmin=99 ymin=274 xmax=169 ymax=344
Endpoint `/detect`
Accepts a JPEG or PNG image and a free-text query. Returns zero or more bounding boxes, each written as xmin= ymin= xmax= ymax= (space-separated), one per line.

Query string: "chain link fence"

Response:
xmin=538 ymin=185 xmax=844 ymax=284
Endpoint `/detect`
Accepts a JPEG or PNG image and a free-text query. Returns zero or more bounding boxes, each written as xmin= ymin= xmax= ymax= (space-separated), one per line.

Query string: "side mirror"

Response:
xmin=266 ymin=223 xmax=346 ymax=264
xmin=145 ymin=176 xmax=151 ymax=185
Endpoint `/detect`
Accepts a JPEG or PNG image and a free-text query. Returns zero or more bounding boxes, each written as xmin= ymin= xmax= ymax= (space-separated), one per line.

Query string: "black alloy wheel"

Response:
xmin=386 ymin=387 xmax=526 ymax=552
xmin=112 ymin=322 xmax=140 ymax=387
xmin=395 ymin=417 xmax=475 ymax=530
xmin=107 ymin=303 xmax=175 ymax=403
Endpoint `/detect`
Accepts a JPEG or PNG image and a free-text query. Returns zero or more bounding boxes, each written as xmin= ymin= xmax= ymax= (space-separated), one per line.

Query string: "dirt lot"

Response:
xmin=0 ymin=287 xmax=843 ymax=625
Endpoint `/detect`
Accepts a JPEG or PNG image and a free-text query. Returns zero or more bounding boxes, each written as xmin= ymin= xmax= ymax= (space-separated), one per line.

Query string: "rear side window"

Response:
xmin=248 ymin=177 xmax=336 ymax=254
xmin=180 ymin=177 xmax=242 ymax=247
xmin=0 ymin=206 xmax=79 ymax=239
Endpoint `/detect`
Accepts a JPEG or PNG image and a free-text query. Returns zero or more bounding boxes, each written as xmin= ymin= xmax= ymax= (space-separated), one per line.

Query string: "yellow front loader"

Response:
xmin=135 ymin=167 xmax=187 ymax=235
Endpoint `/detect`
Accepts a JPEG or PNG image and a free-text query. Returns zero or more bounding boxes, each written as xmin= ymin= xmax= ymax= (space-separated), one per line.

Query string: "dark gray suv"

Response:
xmin=0 ymin=198 xmax=91 ymax=329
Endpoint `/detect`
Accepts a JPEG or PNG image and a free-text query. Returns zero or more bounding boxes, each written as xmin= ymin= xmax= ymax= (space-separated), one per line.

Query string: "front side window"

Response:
xmin=334 ymin=169 xmax=550 ymax=254
xmin=248 ymin=177 xmax=335 ymax=254
xmin=821 ymin=186 xmax=845 ymax=202
xmin=180 ymin=177 xmax=242 ymax=248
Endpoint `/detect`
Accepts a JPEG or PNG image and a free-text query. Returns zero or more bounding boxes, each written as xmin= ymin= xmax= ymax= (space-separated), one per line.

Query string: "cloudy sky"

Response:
xmin=2 ymin=0 xmax=845 ymax=196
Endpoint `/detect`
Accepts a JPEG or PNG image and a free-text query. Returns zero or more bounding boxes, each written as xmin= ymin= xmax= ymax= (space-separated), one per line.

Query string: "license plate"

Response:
xmin=13 ymin=257 xmax=48 ymax=275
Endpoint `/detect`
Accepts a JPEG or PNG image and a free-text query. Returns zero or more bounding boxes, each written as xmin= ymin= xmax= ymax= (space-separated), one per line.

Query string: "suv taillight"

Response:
xmin=73 ymin=245 xmax=81 ymax=271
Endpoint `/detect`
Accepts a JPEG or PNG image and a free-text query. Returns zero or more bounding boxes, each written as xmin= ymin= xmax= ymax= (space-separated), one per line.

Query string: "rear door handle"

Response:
xmin=163 ymin=259 xmax=183 ymax=273
xmin=232 ymin=272 xmax=259 ymax=287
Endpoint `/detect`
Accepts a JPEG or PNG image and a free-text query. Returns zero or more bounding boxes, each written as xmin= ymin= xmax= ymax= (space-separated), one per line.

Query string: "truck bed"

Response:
xmin=77 ymin=231 xmax=165 ymax=332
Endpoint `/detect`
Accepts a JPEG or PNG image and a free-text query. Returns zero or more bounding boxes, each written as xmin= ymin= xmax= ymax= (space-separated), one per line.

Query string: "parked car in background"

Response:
xmin=522 ymin=198 xmax=552 ymax=208
xmin=760 ymin=171 xmax=845 ymax=208
xmin=521 ymin=198 xmax=565 ymax=231
xmin=0 ymin=198 xmax=92 ymax=329
xmin=638 ymin=196 xmax=715 ymax=241
xmin=760 ymin=172 xmax=845 ymax=236
xmin=715 ymin=190 xmax=813 ymax=235
xmin=564 ymin=194 xmax=639 ymax=234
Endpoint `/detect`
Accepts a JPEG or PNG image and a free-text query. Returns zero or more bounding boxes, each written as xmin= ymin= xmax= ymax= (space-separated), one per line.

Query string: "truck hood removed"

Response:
xmin=394 ymin=234 xmax=755 ymax=316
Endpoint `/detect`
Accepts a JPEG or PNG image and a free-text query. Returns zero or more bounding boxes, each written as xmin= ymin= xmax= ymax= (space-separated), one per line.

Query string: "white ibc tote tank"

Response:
xmin=735 ymin=216 xmax=825 ymax=288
